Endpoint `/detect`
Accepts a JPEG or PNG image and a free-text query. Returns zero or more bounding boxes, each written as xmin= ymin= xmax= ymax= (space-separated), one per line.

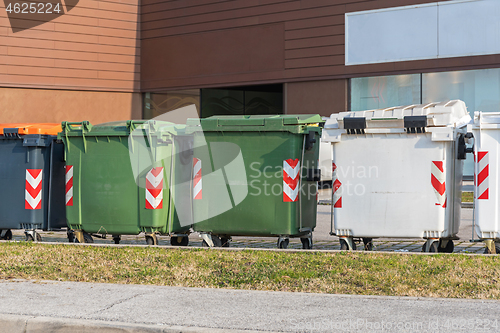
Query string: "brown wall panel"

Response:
xmin=285 ymin=35 xmax=344 ymax=50
xmin=142 ymin=24 xmax=285 ymax=83
xmin=286 ymin=45 xmax=344 ymax=59
xmin=0 ymin=88 xmax=142 ymax=123
xmin=286 ymin=79 xmax=347 ymax=116
xmin=285 ymin=55 xmax=344 ymax=69
xmin=142 ymin=0 xmax=255 ymax=18
xmin=284 ymin=25 xmax=343 ymax=40
xmin=14 ymin=29 xmax=100 ymax=44
xmin=52 ymin=77 xmax=139 ymax=91
xmin=259 ymin=4 xmax=344 ymax=24
xmin=0 ymin=0 xmax=140 ymax=92
xmin=142 ymin=0 xmax=494 ymax=92
xmin=141 ymin=17 xmax=260 ymax=39
xmin=53 ymin=23 xmax=138 ymax=39
xmin=142 ymin=70 xmax=287 ymax=91
xmin=345 ymin=0 xmax=438 ymax=12
xmin=284 ymin=15 xmax=343 ymax=30
xmin=143 ymin=1 xmax=300 ymax=28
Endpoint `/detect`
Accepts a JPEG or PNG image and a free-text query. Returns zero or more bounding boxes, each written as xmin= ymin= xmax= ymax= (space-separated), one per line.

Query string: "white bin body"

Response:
xmin=323 ymin=101 xmax=469 ymax=239
xmin=472 ymin=112 xmax=500 ymax=240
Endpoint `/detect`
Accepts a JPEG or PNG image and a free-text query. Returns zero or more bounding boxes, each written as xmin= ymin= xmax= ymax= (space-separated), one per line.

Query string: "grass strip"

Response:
xmin=1 ymin=242 xmax=499 ymax=299
xmin=462 ymin=192 xmax=473 ymax=202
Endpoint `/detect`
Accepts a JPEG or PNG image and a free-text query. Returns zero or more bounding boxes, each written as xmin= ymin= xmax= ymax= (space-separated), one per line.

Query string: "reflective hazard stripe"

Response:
xmin=146 ymin=167 xmax=163 ymax=209
xmin=477 ymin=151 xmax=489 ymax=200
xmin=431 ymin=161 xmax=446 ymax=208
xmin=332 ymin=162 xmax=342 ymax=208
xmin=283 ymin=159 xmax=300 ymax=202
xmin=25 ymin=169 xmax=42 ymax=210
xmin=193 ymin=158 xmax=202 ymax=200
xmin=65 ymin=165 xmax=73 ymax=206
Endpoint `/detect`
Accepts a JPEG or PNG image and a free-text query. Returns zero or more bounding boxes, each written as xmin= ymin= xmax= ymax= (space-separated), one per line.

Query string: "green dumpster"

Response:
xmin=59 ymin=120 xmax=193 ymax=245
xmin=186 ymin=115 xmax=322 ymax=249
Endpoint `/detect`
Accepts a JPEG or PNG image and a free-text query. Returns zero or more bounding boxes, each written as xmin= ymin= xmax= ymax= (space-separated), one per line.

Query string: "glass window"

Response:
xmin=201 ymin=89 xmax=245 ymax=117
xmin=423 ymin=68 xmax=500 ymax=176
xmin=201 ymin=84 xmax=283 ymax=118
xmin=350 ymin=69 xmax=500 ymax=177
xmin=350 ymin=74 xmax=421 ymax=111
xmin=143 ymin=90 xmax=200 ymax=120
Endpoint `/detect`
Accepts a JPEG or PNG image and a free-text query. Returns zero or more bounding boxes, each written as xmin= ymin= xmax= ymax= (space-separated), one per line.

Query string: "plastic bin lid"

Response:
xmin=187 ymin=114 xmax=323 ymax=131
xmin=0 ymin=123 xmax=61 ymax=135
xmin=473 ymin=111 xmax=500 ymax=126
xmin=61 ymin=120 xmax=146 ymax=136
xmin=325 ymin=100 xmax=470 ymax=129
xmin=61 ymin=120 xmax=184 ymax=137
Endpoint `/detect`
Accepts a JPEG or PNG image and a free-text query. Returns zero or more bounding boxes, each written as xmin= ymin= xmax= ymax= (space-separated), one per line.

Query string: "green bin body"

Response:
xmin=60 ymin=121 xmax=192 ymax=236
xmin=187 ymin=115 xmax=322 ymax=238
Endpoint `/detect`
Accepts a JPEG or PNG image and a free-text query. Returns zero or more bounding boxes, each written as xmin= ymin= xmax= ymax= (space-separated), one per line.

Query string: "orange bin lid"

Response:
xmin=0 ymin=123 xmax=62 ymax=135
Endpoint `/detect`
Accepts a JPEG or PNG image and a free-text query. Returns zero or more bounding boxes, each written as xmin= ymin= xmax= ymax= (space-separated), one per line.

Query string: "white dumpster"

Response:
xmin=472 ymin=111 xmax=500 ymax=254
xmin=323 ymin=101 xmax=471 ymax=252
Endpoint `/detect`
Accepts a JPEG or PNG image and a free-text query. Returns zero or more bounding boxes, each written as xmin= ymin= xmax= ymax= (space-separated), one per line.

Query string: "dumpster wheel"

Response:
xmin=277 ymin=237 xmax=289 ymax=249
xmin=437 ymin=239 xmax=454 ymax=253
xmin=220 ymin=237 xmax=231 ymax=248
xmin=145 ymin=234 xmax=158 ymax=246
xmin=25 ymin=232 xmax=42 ymax=242
xmin=112 ymin=235 xmax=121 ymax=245
xmin=339 ymin=238 xmax=356 ymax=251
xmin=171 ymin=236 xmax=189 ymax=246
xmin=0 ymin=229 xmax=12 ymax=240
xmin=300 ymin=236 xmax=313 ymax=250
xmin=483 ymin=241 xmax=500 ymax=254
xmin=362 ymin=238 xmax=374 ymax=251
xmin=74 ymin=232 xmax=94 ymax=244
xmin=67 ymin=230 xmax=75 ymax=243
xmin=201 ymin=234 xmax=221 ymax=247
xmin=422 ymin=239 xmax=439 ymax=253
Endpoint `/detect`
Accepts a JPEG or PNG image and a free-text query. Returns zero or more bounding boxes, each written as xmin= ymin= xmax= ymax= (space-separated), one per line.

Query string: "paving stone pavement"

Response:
xmin=4 ymin=206 xmax=488 ymax=254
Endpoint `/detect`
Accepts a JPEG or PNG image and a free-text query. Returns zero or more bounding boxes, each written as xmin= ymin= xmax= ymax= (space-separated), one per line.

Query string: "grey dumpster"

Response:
xmin=0 ymin=124 xmax=66 ymax=241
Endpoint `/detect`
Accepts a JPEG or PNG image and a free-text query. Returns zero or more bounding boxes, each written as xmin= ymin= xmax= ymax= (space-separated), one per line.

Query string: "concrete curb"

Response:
xmin=0 ymin=314 xmax=276 ymax=333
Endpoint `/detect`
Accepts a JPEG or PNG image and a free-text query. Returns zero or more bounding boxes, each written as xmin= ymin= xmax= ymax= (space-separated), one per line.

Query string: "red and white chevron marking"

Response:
xmin=145 ymin=167 xmax=163 ymax=209
xmin=332 ymin=162 xmax=342 ymax=208
xmin=283 ymin=159 xmax=300 ymax=202
xmin=477 ymin=151 xmax=489 ymax=200
xmin=65 ymin=165 xmax=73 ymax=206
xmin=431 ymin=161 xmax=446 ymax=208
xmin=25 ymin=169 xmax=42 ymax=210
xmin=193 ymin=158 xmax=202 ymax=200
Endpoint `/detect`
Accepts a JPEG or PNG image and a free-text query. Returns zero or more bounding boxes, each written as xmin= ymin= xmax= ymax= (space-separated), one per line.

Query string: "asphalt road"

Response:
xmin=1 ymin=280 xmax=499 ymax=332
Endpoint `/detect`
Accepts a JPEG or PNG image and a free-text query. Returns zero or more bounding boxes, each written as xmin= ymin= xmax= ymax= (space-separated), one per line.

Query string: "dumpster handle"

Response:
xmin=299 ymin=135 xmax=305 ymax=231
xmin=47 ymin=141 xmax=55 ymax=231
xmin=61 ymin=121 xmax=92 ymax=132
xmin=167 ymin=148 xmax=174 ymax=235
xmin=61 ymin=121 xmax=92 ymax=153
xmin=330 ymin=173 xmax=334 ymax=236
xmin=469 ymin=134 xmax=477 ymax=243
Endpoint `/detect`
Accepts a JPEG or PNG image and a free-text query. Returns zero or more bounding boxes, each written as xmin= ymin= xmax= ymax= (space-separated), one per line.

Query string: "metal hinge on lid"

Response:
xmin=404 ymin=116 xmax=426 ymax=133
xmin=343 ymin=117 xmax=366 ymax=134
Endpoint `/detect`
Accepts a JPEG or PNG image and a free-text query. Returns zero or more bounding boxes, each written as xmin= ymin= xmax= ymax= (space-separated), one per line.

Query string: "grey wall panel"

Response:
xmin=439 ymin=0 xmax=500 ymax=58
xmin=346 ymin=0 xmax=500 ymax=66
xmin=346 ymin=4 xmax=438 ymax=65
